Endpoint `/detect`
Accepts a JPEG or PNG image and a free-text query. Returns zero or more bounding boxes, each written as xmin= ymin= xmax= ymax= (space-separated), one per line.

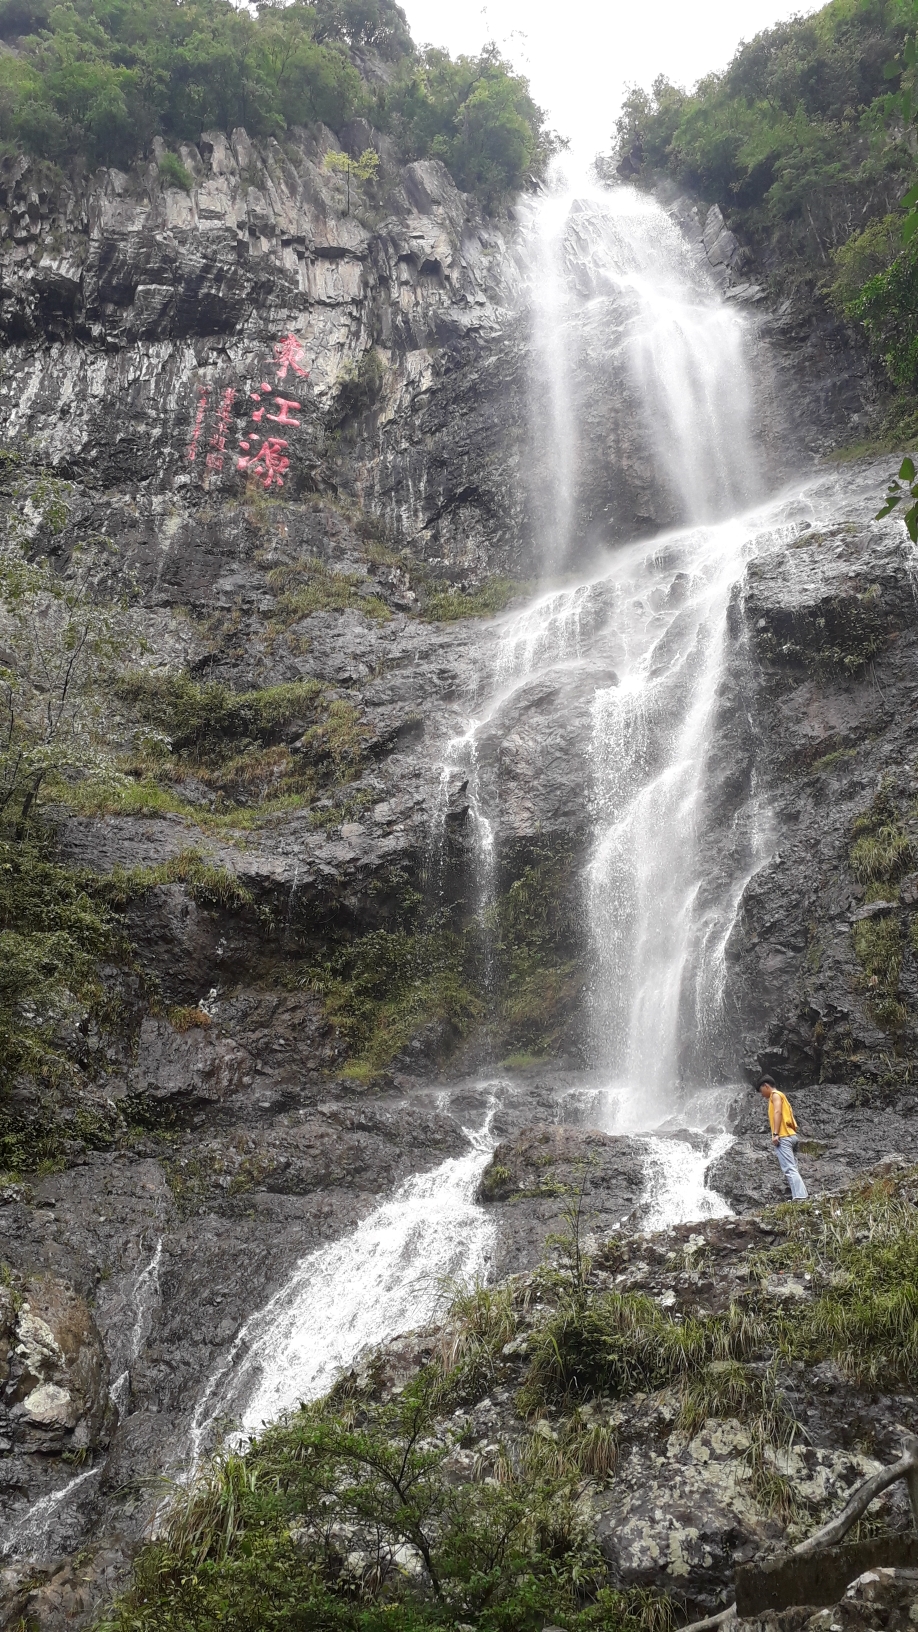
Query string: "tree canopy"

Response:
xmin=615 ymin=0 xmax=918 ymax=420
xmin=0 ymin=0 xmax=548 ymax=204
xmin=615 ymin=0 xmax=912 ymax=272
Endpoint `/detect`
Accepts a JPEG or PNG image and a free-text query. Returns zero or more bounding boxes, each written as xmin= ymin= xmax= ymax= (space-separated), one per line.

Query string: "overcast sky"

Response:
xmin=400 ymin=0 xmax=824 ymax=159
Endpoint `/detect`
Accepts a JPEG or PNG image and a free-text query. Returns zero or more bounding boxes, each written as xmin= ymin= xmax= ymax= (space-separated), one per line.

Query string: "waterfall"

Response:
xmin=110 ymin=1236 xmax=163 ymax=1414
xmin=585 ymin=516 xmax=759 ymax=1118
xmin=525 ymin=178 xmax=757 ymax=551
xmin=185 ymin=1099 xmax=499 ymax=1467
xmin=522 ymin=171 xmax=770 ymax=1130
xmin=181 ymin=173 xmax=792 ymax=1463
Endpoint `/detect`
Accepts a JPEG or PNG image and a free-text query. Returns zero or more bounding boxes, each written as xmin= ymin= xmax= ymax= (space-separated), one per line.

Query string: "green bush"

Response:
xmin=100 ymin=1365 xmax=670 ymax=1632
xmin=0 ymin=831 xmax=123 ymax=1095
xmin=384 ymin=45 xmax=552 ymax=205
xmin=848 ymin=236 xmax=918 ymax=388
xmin=120 ymin=673 xmax=325 ymax=761
xmin=117 ymin=672 xmax=368 ymax=810
xmin=158 ymin=151 xmax=193 ymax=191
xmin=615 ymin=0 xmax=912 ymax=287
xmin=305 ymin=843 xmax=583 ymax=1077
xmin=852 ymin=915 xmax=906 ymax=1027
xmin=267 ymin=558 xmax=392 ymax=624
xmin=331 ymin=350 xmax=387 ymax=421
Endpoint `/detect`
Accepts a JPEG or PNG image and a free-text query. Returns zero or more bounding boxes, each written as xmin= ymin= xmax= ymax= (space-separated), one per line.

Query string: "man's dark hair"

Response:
xmin=757 ymin=1074 xmax=777 ymax=1089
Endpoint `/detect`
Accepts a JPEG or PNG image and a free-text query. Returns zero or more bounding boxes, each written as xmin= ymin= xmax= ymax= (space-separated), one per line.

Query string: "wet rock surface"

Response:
xmin=0 ymin=95 xmax=916 ymax=1632
xmin=714 ymin=1084 xmax=918 ymax=1212
xmin=478 ymin=1121 xmax=648 ymax=1276
xmin=724 ymin=471 xmax=918 ymax=1094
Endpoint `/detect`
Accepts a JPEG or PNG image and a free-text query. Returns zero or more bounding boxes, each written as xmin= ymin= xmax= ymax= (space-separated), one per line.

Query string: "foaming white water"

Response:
xmin=585 ymin=511 xmax=789 ymax=1115
xmin=640 ymin=1132 xmax=733 ymax=1233
xmin=524 ymin=172 xmax=756 ymax=572
xmin=187 ymin=1107 xmax=498 ymax=1464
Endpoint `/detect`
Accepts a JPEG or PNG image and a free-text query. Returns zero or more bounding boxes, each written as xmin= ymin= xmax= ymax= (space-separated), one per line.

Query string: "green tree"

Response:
xmin=324 ymin=143 xmax=379 ymax=212
xmin=0 ymin=485 xmax=132 ymax=832
xmin=384 ymin=45 xmax=552 ymax=204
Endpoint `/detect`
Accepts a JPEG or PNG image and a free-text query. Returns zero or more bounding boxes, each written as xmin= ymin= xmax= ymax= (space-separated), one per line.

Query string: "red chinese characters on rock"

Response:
xmin=236 ymin=437 xmax=290 ymax=489
xmin=266 ymin=396 xmax=302 ymax=427
xmin=236 ymin=334 xmax=309 ymax=489
xmin=273 ymin=333 xmax=308 ymax=381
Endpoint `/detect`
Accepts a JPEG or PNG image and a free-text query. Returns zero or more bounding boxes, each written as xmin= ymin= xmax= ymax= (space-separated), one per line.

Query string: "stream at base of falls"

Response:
xmin=184 ymin=1076 xmax=735 ymax=1468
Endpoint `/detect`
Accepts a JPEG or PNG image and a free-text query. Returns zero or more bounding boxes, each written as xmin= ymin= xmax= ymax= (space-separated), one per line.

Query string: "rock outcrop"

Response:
xmin=0 ymin=93 xmax=917 ymax=1632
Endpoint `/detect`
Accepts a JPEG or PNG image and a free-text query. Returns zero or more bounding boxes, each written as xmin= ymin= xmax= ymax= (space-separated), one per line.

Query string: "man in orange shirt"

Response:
xmin=757 ymin=1075 xmax=808 ymax=1201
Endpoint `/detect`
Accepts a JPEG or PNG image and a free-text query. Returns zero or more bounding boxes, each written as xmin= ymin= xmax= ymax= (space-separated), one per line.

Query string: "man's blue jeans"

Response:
xmin=775 ymin=1135 xmax=808 ymax=1201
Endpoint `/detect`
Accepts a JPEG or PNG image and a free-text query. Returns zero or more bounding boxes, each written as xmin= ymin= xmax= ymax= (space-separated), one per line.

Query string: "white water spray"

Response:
xmin=4 ymin=1467 xmax=101 ymax=1561
xmin=187 ymin=1102 xmax=499 ymax=1465
xmin=525 ymin=177 xmax=757 ymax=572
xmin=110 ymin=1236 xmax=163 ymax=1414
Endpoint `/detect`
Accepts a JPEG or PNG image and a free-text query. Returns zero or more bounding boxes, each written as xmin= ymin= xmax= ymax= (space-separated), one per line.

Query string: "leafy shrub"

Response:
xmin=386 ymin=45 xmax=554 ymax=205
xmin=117 ymin=672 xmax=368 ymax=810
xmin=267 ymin=558 xmax=391 ymax=624
xmin=830 ymin=212 xmax=902 ymax=308
xmin=104 ymin=847 xmax=254 ymax=912
xmin=158 ymin=151 xmax=193 ymax=191
xmin=305 ymin=843 xmax=583 ymax=1077
xmin=101 ymin=1365 xmax=670 ymax=1632
xmin=849 ymin=237 xmax=918 ymax=388
xmin=853 ymin=915 xmax=906 ymax=1027
xmin=119 ymin=674 xmax=324 ymax=762
xmin=0 ymin=832 xmax=123 ymax=1095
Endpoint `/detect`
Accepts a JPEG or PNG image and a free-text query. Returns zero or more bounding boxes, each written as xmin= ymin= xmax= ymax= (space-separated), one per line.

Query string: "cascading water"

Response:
xmin=185 ymin=1096 xmax=499 ymax=1467
xmin=526 ymin=181 xmax=758 ymax=570
xmin=521 ymin=173 xmax=769 ymax=1141
xmin=585 ymin=518 xmax=761 ymax=1120
xmin=184 ymin=171 xmax=797 ymax=1462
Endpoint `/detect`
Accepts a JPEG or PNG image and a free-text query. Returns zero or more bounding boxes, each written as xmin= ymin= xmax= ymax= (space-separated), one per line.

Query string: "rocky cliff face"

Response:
xmin=0 ymin=117 xmax=917 ymax=1632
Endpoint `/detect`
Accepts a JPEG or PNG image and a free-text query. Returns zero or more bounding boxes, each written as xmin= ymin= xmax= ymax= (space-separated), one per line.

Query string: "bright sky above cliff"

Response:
xmin=401 ymin=0 xmax=824 ymax=159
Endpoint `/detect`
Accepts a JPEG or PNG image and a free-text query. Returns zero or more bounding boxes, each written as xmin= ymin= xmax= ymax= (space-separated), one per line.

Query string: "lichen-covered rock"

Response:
xmin=478 ymin=1122 xmax=646 ymax=1275
xmin=0 ymin=1271 xmax=109 ymax=1468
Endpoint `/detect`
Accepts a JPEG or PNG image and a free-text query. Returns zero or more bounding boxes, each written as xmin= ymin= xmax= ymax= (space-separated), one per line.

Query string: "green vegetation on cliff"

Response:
xmin=0 ymin=832 xmax=123 ymax=1098
xmin=615 ymin=0 xmax=918 ymax=419
xmin=847 ymin=783 xmax=916 ymax=1031
xmin=616 ymin=0 xmax=910 ymax=281
xmin=306 ymin=842 xmax=582 ymax=1079
xmin=0 ymin=0 xmax=550 ymax=204
xmin=101 ymin=1169 xmax=918 ymax=1632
